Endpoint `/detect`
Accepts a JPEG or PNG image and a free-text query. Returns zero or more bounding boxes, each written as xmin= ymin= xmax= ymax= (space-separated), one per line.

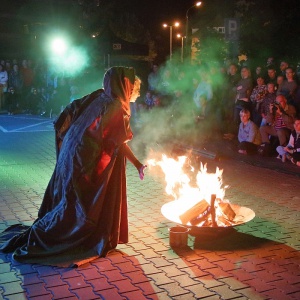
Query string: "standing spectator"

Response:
xmin=33 ymin=59 xmax=47 ymax=89
xmin=237 ymin=109 xmax=261 ymax=155
xmin=193 ymin=69 xmax=213 ymax=118
xmin=156 ymin=67 xmax=173 ymax=107
xmin=277 ymin=67 xmax=298 ymax=105
xmin=254 ymin=65 xmax=264 ymax=82
xmin=234 ymin=66 xmax=253 ymax=129
xmin=147 ymin=64 xmax=159 ymax=93
xmin=8 ymin=64 xmax=23 ymax=94
xmin=223 ymin=63 xmax=240 ymax=139
xmin=279 ymin=60 xmax=289 ymax=78
xmin=276 ymin=118 xmax=300 ymax=164
xmin=260 ymin=94 xmax=296 ymax=147
xmin=70 ymin=85 xmax=80 ymax=103
xmin=266 ymin=57 xmax=275 ymax=68
xmin=0 ymin=64 xmax=8 ymax=110
xmin=266 ymin=66 xmax=277 ymax=87
xmin=5 ymin=61 xmax=12 ymax=74
xmin=20 ymin=59 xmax=35 ymax=102
xmin=250 ymin=76 xmax=267 ymax=127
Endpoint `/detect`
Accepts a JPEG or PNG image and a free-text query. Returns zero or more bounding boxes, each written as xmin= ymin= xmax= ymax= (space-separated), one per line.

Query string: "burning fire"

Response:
xmin=148 ymin=154 xmax=254 ymax=227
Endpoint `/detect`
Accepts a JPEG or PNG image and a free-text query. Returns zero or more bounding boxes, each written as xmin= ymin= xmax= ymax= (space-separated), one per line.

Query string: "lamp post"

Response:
xmin=163 ymin=22 xmax=180 ymax=60
xmin=185 ymin=1 xmax=202 ymax=59
xmin=177 ymin=34 xmax=185 ymax=63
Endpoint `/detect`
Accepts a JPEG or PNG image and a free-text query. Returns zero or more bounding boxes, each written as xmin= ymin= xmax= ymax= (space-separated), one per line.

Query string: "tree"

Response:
xmin=235 ymin=0 xmax=300 ymax=64
xmin=193 ymin=27 xmax=229 ymax=65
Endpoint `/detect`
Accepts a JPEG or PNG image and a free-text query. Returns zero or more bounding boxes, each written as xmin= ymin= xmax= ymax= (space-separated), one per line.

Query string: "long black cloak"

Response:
xmin=0 ymin=67 xmax=139 ymax=267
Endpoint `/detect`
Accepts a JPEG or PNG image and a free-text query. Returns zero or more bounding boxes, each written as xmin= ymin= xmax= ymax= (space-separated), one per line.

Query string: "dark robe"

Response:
xmin=0 ymin=67 xmax=140 ymax=267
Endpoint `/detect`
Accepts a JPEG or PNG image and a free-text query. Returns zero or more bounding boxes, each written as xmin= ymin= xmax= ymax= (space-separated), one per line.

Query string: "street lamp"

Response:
xmin=185 ymin=1 xmax=202 ymax=59
xmin=177 ymin=34 xmax=186 ymax=63
xmin=163 ymin=22 xmax=180 ymax=60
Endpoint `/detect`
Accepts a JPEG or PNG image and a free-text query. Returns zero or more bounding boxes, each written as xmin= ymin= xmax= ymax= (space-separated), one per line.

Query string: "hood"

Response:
xmin=103 ymin=66 xmax=135 ymax=115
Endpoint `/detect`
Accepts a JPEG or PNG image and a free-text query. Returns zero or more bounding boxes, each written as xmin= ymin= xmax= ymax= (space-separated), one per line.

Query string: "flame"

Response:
xmin=148 ymin=154 xmax=230 ymax=226
xmin=149 ymin=154 xmax=227 ymax=205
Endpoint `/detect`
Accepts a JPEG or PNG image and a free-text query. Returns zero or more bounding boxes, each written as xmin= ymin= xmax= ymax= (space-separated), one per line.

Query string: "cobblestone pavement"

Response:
xmin=0 ymin=115 xmax=299 ymax=300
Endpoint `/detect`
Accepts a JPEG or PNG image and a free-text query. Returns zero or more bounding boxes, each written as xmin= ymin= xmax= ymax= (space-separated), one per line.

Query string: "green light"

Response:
xmin=51 ymin=37 xmax=68 ymax=55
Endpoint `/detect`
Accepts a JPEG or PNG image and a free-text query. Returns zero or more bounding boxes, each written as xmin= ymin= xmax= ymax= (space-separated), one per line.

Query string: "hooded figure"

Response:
xmin=0 ymin=66 xmax=146 ymax=267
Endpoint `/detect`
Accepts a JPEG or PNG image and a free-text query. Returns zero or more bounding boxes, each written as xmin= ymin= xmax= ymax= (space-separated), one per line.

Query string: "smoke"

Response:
xmin=48 ymin=46 xmax=90 ymax=77
xmin=131 ymin=53 xmax=225 ymax=160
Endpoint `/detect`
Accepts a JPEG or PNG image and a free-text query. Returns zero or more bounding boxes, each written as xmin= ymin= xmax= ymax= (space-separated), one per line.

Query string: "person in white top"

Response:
xmin=0 ymin=64 xmax=8 ymax=110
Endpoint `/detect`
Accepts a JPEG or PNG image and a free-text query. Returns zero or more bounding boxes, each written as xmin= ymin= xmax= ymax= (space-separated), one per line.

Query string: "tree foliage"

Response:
xmin=235 ymin=0 xmax=300 ymax=62
xmin=194 ymin=28 xmax=228 ymax=64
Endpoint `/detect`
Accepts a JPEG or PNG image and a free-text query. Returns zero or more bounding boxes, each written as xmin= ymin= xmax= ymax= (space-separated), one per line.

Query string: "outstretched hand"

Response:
xmin=139 ymin=165 xmax=147 ymax=180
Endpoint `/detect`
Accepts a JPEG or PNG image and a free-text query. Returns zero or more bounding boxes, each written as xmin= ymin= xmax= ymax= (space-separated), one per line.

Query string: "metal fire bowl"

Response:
xmin=161 ymin=201 xmax=255 ymax=233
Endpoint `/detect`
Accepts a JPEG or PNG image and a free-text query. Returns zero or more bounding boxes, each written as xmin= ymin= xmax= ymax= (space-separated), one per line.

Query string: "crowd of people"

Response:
xmin=0 ymin=58 xmax=87 ymax=117
xmin=1 ymin=55 xmax=300 ymax=168
xmin=139 ymin=57 xmax=300 ymax=167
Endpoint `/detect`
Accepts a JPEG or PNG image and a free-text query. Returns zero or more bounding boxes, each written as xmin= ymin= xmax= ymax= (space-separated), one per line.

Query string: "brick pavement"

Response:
xmin=0 ymin=115 xmax=299 ymax=300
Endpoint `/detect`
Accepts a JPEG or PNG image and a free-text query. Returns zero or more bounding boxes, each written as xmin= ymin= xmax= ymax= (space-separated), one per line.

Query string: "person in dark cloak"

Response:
xmin=0 ymin=66 xmax=147 ymax=267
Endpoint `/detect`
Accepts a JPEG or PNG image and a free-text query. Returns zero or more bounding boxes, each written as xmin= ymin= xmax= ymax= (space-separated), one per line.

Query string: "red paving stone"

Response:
xmin=0 ymin=118 xmax=299 ymax=299
xmin=98 ymin=288 xmax=126 ymax=299
xmin=46 ymin=284 xmax=76 ymax=299
xmin=23 ymin=282 xmax=50 ymax=297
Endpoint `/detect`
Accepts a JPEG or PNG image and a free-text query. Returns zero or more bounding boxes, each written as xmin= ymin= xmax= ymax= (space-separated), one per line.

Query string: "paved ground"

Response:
xmin=0 ymin=114 xmax=299 ymax=300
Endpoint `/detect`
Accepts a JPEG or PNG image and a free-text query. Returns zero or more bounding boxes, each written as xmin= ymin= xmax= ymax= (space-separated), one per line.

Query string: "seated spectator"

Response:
xmin=152 ymin=94 xmax=161 ymax=108
xmin=6 ymin=87 xmax=21 ymax=115
xmin=144 ymin=90 xmax=155 ymax=109
xmin=260 ymin=83 xmax=277 ymax=126
xmin=25 ymin=87 xmax=42 ymax=114
xmin=276 ymin=118 xmax=300 ymax=165
xmin=250 ymin=75 xmax=267 ymax=127
xmin=260 ymin=94 xmax=296 ymax=147
xmin=238 ymin=109 xmax=261 ymax=155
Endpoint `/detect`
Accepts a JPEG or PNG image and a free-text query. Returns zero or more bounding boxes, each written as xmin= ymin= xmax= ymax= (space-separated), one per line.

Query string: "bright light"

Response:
xmin=177 ymin=34 xmax=181 ymax=38
xmin=46 ymin=34 xmax=89 ymax=76
xmin=196 ymin=2 xmax=202 ymax=7
xmin=51 ymin=37 xmax=68 ymax=55
xmin=163 ymin=22 xmax=179 ymax=28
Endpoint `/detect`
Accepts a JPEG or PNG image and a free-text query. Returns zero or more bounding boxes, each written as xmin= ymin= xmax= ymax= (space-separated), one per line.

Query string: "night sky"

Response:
xmin=121 ymin=0 xmax=200 ymax=32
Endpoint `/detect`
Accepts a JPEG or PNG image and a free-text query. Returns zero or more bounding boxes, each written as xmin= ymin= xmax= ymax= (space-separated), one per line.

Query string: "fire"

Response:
xmin=148 ymin=154 xmax=244 ymax=227
xmin=148 ymin=154 xmax=227 ymax=206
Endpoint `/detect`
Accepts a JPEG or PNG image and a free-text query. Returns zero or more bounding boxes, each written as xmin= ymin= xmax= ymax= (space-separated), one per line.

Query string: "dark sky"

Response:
xmin=123 ymin=0 xmax=200 ymax=32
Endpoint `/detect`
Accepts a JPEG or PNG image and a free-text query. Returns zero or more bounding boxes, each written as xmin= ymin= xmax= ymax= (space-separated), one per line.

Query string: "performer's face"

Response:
xmin=130 ymin=79 xmax=141 ymax=102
